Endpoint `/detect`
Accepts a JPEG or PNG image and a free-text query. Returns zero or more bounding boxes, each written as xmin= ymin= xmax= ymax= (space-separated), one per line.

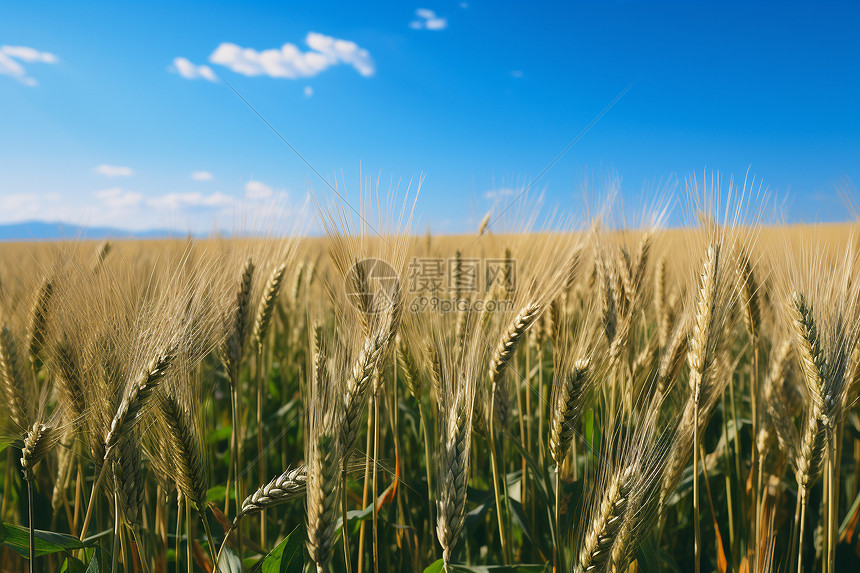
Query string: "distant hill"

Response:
xmin=0 ymin=221 xmax=179 ymax=241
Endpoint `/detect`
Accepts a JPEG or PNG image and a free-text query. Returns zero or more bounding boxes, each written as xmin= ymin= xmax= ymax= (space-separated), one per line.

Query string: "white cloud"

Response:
xmin=303 ymin=85 xmax=314 ymax=98
xmin=411 ymin=9 xmax=448 ymax=30
xmin=209 ymin=32 xmax=375 ymax=79
xmin=95 ymin=187 xmax=143 ymax=208
xmin=484 ymin=187 xmax=516 ymax=200
xmin=94 ymin=164 xmax=134 ymax=177
xmin=244 ymin=180 xmax=273 ymax=199
xmin=0 ymin=192 xmax=65 ymax=222
xmin=171 ymin=57 xmax=218 ymax=81
xmin=147 ymin=191 xmax=235 ymax=210
xmin=0 ymin=184 xmax=309 ymax=236
xmin=0 ymin=45 xmax=58 ymax=86
xmin=191 ymin=171 xmax=214 ymax=181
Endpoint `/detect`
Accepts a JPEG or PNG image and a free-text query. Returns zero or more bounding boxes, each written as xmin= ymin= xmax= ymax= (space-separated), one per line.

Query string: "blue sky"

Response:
xmin=1 ymin=1 xmax=858 ymax=234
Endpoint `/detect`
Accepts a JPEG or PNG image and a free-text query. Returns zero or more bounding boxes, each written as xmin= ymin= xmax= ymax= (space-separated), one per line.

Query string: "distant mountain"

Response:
xmin=0 ymin=221 xmax=179 ymax=241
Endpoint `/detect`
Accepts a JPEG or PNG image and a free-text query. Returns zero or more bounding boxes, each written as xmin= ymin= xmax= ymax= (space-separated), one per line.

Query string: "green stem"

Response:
xmin=256 ymin=348 xmax=266 ymax=549
xmin=186 ymin=496 xmax=193 ymax=573
xmin=112 ymin=481 xmax=120 ymax=573
xmin=176 ymin=494 xmax=183 ymax=573
xmin=341 ymin=460 xmax=353 ymax=573
xmin=554 ymin=468 xmax=561 ymax=573
xmin=28 ymin=478 xmax=35 ymax=573
xmin=231 ymin=384 xmax=243 ymax=561
xmin=693 ymin=390 xmax=701 ymax=573
xmin=789 ymin=487 xmax=801 ymax=573
xmin=488 ymin=388 xmax=510 ymax=565
xmin=419 ymin=403 xmax=435 ymax=553
xmin=372 ymin=391 xmax=380 ymax=573
xmin=2 ymin=449 xmax=12 ymax=517
xmin=751 ymin=342 xmax=760 ymax=570
xmin=201 ymin=508 xmax=218 ymax=571
xmin=798 ymin=488 xmax=808 ymax=573
xmin=357 ymin=401 xmax=373 ymax=573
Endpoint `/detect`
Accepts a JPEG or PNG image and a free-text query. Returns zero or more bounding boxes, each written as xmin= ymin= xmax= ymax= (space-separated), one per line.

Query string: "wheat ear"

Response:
xmin=158 ymin=390 xmax=208 ymax=510
xmin=0 ymin=325 xmax=29 ymax=429
xmin=549 ymin=359 xmax=591 ymax=466
xmin=27 ymin=276 xmax=53 ymax=365
xmin=90 ymin=240 xmax=112 ymax=273
xmin=21 ymin=419 xmax=59 ymax=573
xmin=737 ymin=255 xmax=761 ymax=341
xmin=238 ymin=465 xmax=307 ymax=521
xmin=688 ymin=243 xmax=721 ymax=573
xmin=341 ymin=331 xmax=386 ymax=453
xmin=55 ymin=339 xmax=87 ymax=421
xmin=112 ymin=432 xmax=145 ymax=527
xmin=222 ymin=258 xmax=255 ymax=384
xmin=397 ymin=334 xmax=422 ymax=401
xmin=21 ymin=421 xmax=59 ymax=481
xmin=575 ymin=466 xmax=636 ymax=573
xmin=436 ymin=385 xmax=473 ymax=572
xmin=307 ymin=433 xmax=340 ymax=573
xmin=306 ymin=346 xmax=343 ymax=573
xmin=600 ymin=261 xmax=617 ymax=345
xmin=789 ymin=293 xmax=827 ymax=412
xmin=104 ymin=351 xmax=175 ymax=458
xmin=253 ymin=262 xmax=287 ymax=352
xmin=655 ymin=255 xmax=668 ymax=346
xmin=488 ymin=301 xmax=541 ymax=399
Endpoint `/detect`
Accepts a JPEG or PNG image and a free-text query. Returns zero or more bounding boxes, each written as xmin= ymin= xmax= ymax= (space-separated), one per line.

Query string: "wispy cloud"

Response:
xmin=147 ymin=191 xmax=234 ymax=210
xmin=244 ymin=180 xmax=274 ymax=199
xmin=191 ymin=170 xmax=214 ymax=181
xmin=171 ymin=57 xmax=218 ymax=81
xmin=484 ymin=187 xmax=516 ymax=200
xmin=209 ymin=32 xmax=375 ymax=79
xmin=303 ymin=85 xmax=314 ymax=98
xmin=410 ymin=9 xmax=448 ymax=30
xmin=95 ymin=187 xmax=143 ymax=208
xmin=0 ymin=45 xmax=58 ymax=86
xmin=94 ymin=164 xmax=134 ymax=177
xmin=0 ymin=185 xmax=309 ymax=235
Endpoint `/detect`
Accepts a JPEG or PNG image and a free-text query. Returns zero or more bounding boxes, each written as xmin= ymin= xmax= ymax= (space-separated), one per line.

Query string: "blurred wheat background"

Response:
xmin=1 ymin=182 xmax=860 ymax=573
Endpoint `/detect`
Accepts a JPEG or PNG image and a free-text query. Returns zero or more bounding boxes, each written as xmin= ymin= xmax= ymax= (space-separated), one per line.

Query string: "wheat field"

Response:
xmin=1 ymin=188 xmax=860 ymax=573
